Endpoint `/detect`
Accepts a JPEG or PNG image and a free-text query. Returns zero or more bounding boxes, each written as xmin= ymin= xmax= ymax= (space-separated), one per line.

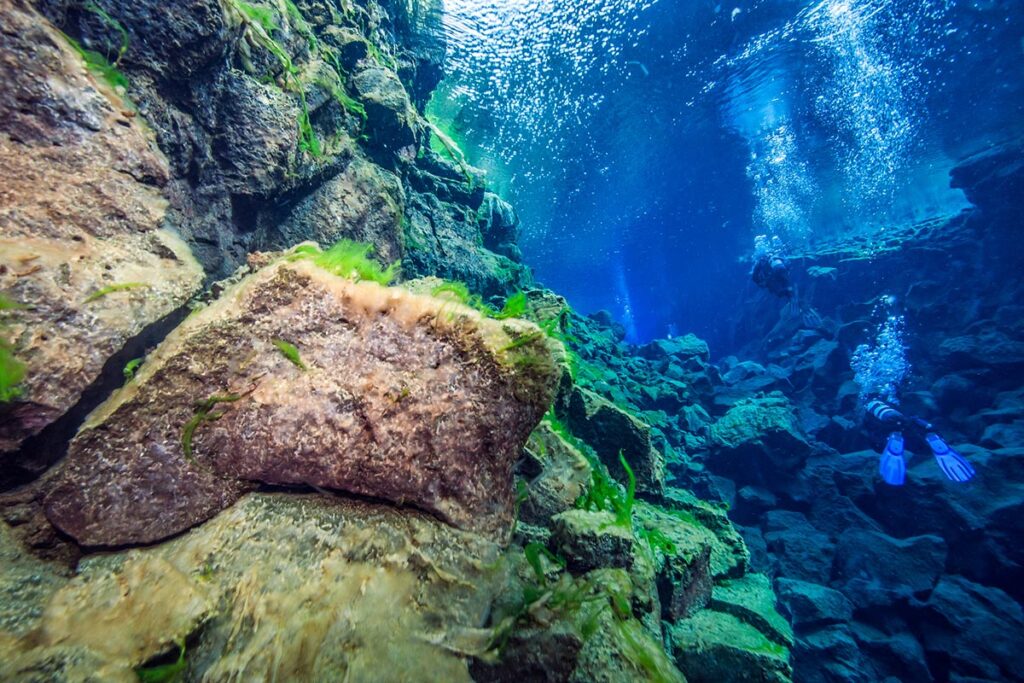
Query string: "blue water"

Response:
xmin=428 ymin=0 xmax=1024 ymax=348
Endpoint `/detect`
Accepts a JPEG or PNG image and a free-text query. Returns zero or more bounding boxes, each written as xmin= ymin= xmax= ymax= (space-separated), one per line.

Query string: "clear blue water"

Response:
xmin=428 ymin=0 xmax=1024 ymax=347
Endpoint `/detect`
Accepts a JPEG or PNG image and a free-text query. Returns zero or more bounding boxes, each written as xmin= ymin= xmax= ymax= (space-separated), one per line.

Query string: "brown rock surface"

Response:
xmin=43 ymin=257 xmax=559 ymax=546
xmin=0 ymin=0 xmax=204 ymax=454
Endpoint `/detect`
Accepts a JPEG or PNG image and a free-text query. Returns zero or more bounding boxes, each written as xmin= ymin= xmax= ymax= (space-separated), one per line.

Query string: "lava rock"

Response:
xmin=42 ymin=258 xmax=559 ymax=545
xmin=563 ymin=387 xmax=666 ymax=496
xmin=0 ymin=0 xmax=204 ymax=456
xmin=775 ymin=578 xmax=854 ymax=629
xmin=709 ymin=573 xmax=794 ymax=647
xmin=707 ymin=394 xmax=813 ymax=483
xmin=519 ymin=422 xmax=592 ymax=526
xmin=669 ymin=609 xmax=793 ymax=683
xmin=352 ymin=65 xmax=417 ymax=152
xmin=549 ymin=510 xmax=634 ymax=573
xmin=762 ymin=511 xmax=834 ymax=584
xmin=918 ymin=575 xmax=1024 ymax=682
xmin=832 ymin=529 xmax=947 ymax=608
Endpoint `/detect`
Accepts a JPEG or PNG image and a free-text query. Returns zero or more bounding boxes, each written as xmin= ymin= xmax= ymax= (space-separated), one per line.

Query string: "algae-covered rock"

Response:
xmin=0 ymin=0 xmax=203 ymax=457
xmin=709 ymin=574 xmax=794 ymax=648
xmin=520 ymin=422 xmax=592 ymax=526
xmin=352 ymin=65 xmax=418 ymax=151
xmin=670 ymin=609 xmax=793 ymax=683
xmin=473 ymin=560 xmax=685 ymax=683
xmin=42 ymin=256 xmax=559 ymax=546
xmin=707 ymin=394 xmax=812 ymax=481
xmin=2 ymin=493 xmax=501 ymax=682
xmin=564 ymin=387 xmax=666 ymax=496
xmin=550 ymin=510 xmax=634 ymax=573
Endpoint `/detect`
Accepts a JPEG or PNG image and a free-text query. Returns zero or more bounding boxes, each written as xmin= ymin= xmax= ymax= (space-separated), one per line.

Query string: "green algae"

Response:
xmin=181 ymin=393 xmax=246 ymax=461
xmin=135 ymin=640 xmax=187 ymax=683
xmin=83 ymin=282 xmax=149 ymax=303
xmin=272 ymin=339 xmax=307 ymax=371
xmin=122 ymin=357 xmax=144 ymax=382
xmin=291 ymin=240 xmax=399 ymax=284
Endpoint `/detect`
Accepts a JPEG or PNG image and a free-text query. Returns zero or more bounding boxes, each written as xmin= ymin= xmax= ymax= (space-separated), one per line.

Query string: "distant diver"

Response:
xmin=750 ymin=234 xmax=793 ymax=299
xmin=866 ymin=399 xmax=976 ymax=485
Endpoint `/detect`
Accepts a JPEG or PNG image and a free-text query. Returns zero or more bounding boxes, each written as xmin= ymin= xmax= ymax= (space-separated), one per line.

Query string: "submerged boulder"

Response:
xmin=669 ymin=609 xmax=793 ymax=683
xmin=0 ymin=0 xmax=204 ymax=458
xmin=42 ymin=256 xmax=560 ymax=546
xmin=707 ymin=394 xmax=812 ymax=483
xmin=2 ymin=493 xmax=501 ymax=681
xmin=563 ymin=387 xmax=666 ymax=496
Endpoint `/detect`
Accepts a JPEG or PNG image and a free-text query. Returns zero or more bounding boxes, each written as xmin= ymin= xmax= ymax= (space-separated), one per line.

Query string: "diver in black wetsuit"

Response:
xmin=750 ymin=238 xmax=793 ymax=299
xmin=865 ymin=400 xmax=976 ymax=485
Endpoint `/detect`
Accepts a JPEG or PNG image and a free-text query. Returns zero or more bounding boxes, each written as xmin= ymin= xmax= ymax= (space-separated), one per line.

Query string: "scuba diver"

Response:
xmin=750 ymin=234 xmax=793 ymax=299
xmin=866 ymin=399 xmax=976 ymax=485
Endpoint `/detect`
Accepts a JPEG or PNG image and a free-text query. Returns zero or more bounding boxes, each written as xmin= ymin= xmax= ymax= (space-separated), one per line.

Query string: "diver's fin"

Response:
xmin=926 ymin=433 xmax=975 ymax=483
xmin=879 ymin=432 xmax=906 ymax=486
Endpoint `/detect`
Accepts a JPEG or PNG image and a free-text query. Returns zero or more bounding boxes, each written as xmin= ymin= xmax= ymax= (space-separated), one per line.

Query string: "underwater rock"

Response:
xmin=478 ymin=192 xmax=523 ymax=262
xmin=0 ymin=0 xmax=204 ymax=457
xmin=762 ymin=511 xmax=834 ymax=584
xmin=709 ymin=573 xmax=793 ymax=648
xmin=402 ymin=188 xmax=531 ymax=297
xmin=707 ymin=394 xmax=812 ymax=483
xmin=352 ymin=65 xmax=418 ymax=152
xmin=792 ymin=624 xmax=873 ymax=683
xmin=832 ymin=529 xmax=947 ymax=609
xmin=268 ymin=153 xmax=405 ymax=264
xmin=775 ymin=578 xmax=854 ymax=629
xmin=519 ymin=423 xmax=592 ymax=527
xmin=2 ymin=493 xmax=501 ymax=681
xmin=949 ymin=138 xmax=1024 ymax=218
xmin=918 ymin=574 xmax=1024 ymax=682
xmin=549 ymin=510 xmax=634 ymax=573
xmin=669 ymin=609 xmax=793 ymax=683
xmin=42 ymin=257 xmax=559 ymax=546
xmin=563 ymin=387 xmax=666 ymax=496
xmin=639 ymin=333 xmax=710 ymax=367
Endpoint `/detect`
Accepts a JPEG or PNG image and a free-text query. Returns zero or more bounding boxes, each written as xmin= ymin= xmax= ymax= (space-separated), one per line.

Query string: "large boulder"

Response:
xmin=669 ymin=609 xmax=793 ymax=683
xmin=519 ymin=422 xmax=592 ymax=527
xmin=563 ymin=386 xmax=666 ymax=496
xmin=775 ymin=578 xmax=853 ymax=630
xmin=707 ymin=394 xmax=812 ymax=484
xmin=918 ymin=575 xmax=1024 ymax=682
xmin=832 ymin=529 xmax=947 ymax=609
xmin=42 ymin=256 xmax=560 ymax=546
xmin=267 ymin=154 xmax=406 ymax=264
xmin=0 ymin=0 xmax=204 ymax=459
xmin=352 ymin=65 xmax=418 ymax=152
xmin=2 ymin=493 xmax=501 ymax=681
xmin=549 ymin=510 xmax=634 ymax=573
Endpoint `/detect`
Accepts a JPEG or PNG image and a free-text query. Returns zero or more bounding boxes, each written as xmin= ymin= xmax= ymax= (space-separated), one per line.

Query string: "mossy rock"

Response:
xmin=669 ymin=610 xmax=793 ymax=683
xmin=710 ymin=574 xmax=794 ymax=648
xmin=550 ymin=510 xmax=634 ymax=573
xmin=520 ymin=422 xmax=593 ymax=526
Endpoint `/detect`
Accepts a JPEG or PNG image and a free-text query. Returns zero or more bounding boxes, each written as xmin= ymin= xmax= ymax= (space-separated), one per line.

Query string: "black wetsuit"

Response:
xmin=751 ymin=255 xmax=793 ymax=298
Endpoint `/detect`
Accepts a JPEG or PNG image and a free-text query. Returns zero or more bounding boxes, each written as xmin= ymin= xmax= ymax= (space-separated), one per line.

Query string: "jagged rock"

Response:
xmin=707 ymin=394 xmax=812 ymax=482
xmin=352 ymin=65 xmax=418 ymax=152
xmin=519 ymin=423 xmax=592 ymax=527
xmin=268 ymin=154 xmax=405 ymax=264
xmin=937 ymin=331 xmax=1024 ymax=369
xmin=669 ymin=609 xmax=793 ymax=683
xmin=0 ymin=0 xmax=204 ymax=458
xmin=832 ymin=529 xmax=947 ymax=609
xmin=402 ymin=189 xmax=530 ymax=297
xmin=211 ymin=71 xmax=300 ymax=196
xmin=549 ymin=510 xmax=634 ymax=573
xmin=918 ymin=575 xmax=1024 ymax=682
xmin=949 ymin=138 xmax=1024 ymax=217
xmin=2 ymin=493 xmax=501 ymax=681
xmin=980 ymin=420 xmax=1024 ymax=449
xmin=563 ymin=387 xmax=665 ymax=496
xmin=42 ymin=256 xmax=559 ymax=546
xmin=639 ymin=333 xmax=710 ymax=367
xmin=478 ymin=192 xmax=522 ymax=262
xmin=475 ymin=564 xmax=685 ymax=683
xmin=710 ymin=574 xmax=793 ymax=648
xmin=762 ymin=511 xmax=834 ymax=584
xmin=851 ymin=623 xmax=932 ymax=683
xmin=775 ymin=578 xmax=854 ymax=629
xmin=793 ymin=624 xmax=873 ymax=683
xmin=661 ymin=488 xmax=750 ymax=578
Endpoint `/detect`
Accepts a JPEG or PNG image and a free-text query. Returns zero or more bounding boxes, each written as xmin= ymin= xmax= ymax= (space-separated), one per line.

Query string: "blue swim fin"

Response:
xmin=926 ymin=433 xmax=975 ymax=483
xmin=879 ymin=432 xmax=906 ymax=486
